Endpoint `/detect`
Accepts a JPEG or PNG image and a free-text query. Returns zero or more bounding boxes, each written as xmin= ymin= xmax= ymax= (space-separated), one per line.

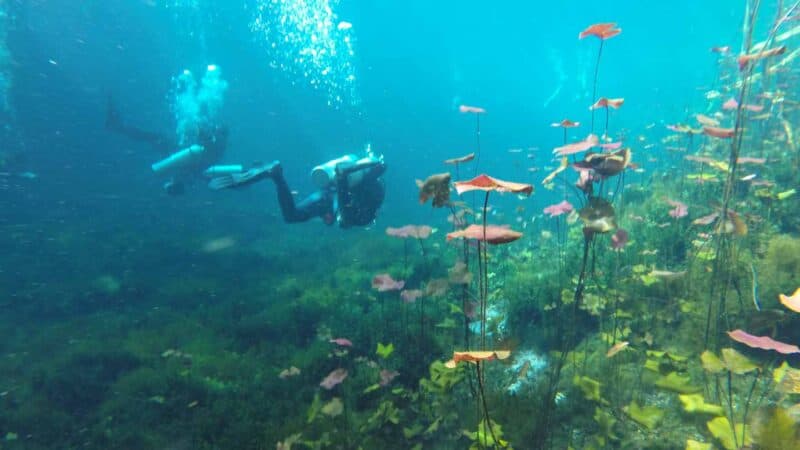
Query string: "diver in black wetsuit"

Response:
xmin=209 ymin=152 xmax=386 ymax=228
xmin=106 ymin=98 xmax=229 ymax=195
xmin=106 ymin=65 xmax=230 ymax=195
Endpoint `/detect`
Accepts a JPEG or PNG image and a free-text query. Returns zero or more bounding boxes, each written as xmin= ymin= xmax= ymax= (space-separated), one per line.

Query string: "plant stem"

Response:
xmin=726 ymin=370 xmax=739 ymax=448
xmin=481 ymin=191 xmax=491 ymax=350
xmin=476 ymin=362 xmax=499 ymax=449
xmin=590 ymin=39 xmax=605 ymax=133
xmin=474 ymin=114 xmax=482 ymax=176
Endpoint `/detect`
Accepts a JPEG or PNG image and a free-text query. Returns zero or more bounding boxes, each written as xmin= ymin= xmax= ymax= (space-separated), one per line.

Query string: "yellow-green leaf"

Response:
xmin=654 ymin=372 xmax=701 ymax=393
xmin=403 ymin=425 xmax=423 ymax=439
xmin=624 ymin=401 xmax=663 ymax=429
xmin=376 ymin=342 xmax=394 ymax=359
xmin=707 ymin=416 xmax=752 ymax=450
xmin=321 ymin=397 xmax=343 ymax=417
xmin=678 ymin=394 xmax=724 ymax=416
xmin=777 ymin=188 xmax=796 ymax=200
xmin=435 ymin=318 xmax=458 ymax=328
xmin=573 ymin=375 xmax=606 ymax=403
xmin=721 ymin=348 xmax=758 ymax=374
xmin=773 ymin=361 xmax=800 ymax=394
xmin=307 ymin=392 xmax=322 ymax=423
xmin=701 ymin=350 xmax=725 ymax=374
xmin=685 ymin=439 xmax=712 ymax=450
xmin=363 ymin=383 xmax=381 ymax=394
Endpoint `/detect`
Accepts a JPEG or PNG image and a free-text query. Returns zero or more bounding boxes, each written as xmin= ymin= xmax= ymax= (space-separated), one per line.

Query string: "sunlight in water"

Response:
xmin=251 ymin=0 xmax=359 ymax=107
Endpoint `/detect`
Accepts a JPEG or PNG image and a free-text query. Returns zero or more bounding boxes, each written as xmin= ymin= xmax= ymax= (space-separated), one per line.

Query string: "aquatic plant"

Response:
xmin=459 ymin=105 xmax=487 ymax=174
xmin=451 ymin=174 xmax=532 ymax=349
xmin=579 ymin=23 xmax=621 ymax=133
xmin=445 ymin=174 xmax=531 ymax=448
xmin=444 ymin=152 xmax=475 ymax=180
xmin=550 ymin=119 xmax=581 ymax=153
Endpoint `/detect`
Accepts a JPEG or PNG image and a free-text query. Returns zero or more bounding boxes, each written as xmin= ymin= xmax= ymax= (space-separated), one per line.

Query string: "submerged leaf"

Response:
xmin=321 ymin=397 xmax=343 ymax=417
xmin=573 ymin=375 xmax=607 ymax=403
xmin=701 ymin=350 xmax=725 ymax=374
xmin=403 ymin=424 xmax=423 ymax=439
xmin=707 ymin=416 xmax=752 ymax=450
xmin=773 ymin=361 xmax=800 ymax=394
xmin=654 ymin=372 xmax=701 ymax=393
xmin=753 ymin=407 xmax=800 ymax=450
xmin=435 ymin=318 xmax=458 ymax=328
xmin=376 ymin=342 xmax=395 ymax=359
xmin=685 ymin=439 xmax=712 ymax=450
xmin=624 ymin=401 xmax=663 ymax=429
xmin=363 ymin=383 xmax=381 ymax=394
xmin=679 ymin=394 xmax=724 ymax=416
xmin=721 ymin=348 xmax=759 ymax=374
xmin=307 ymin=393 xmax=322 ymax=424
xmin=593 ymin=407 xmax=618 ymax=441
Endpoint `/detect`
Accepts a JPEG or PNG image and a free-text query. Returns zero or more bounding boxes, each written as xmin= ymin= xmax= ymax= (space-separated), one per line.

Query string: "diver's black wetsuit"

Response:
xmin=271 ymin=160 xmax=386 ymax=228
xmin=106 ymin=99 xmax=228 ymax=191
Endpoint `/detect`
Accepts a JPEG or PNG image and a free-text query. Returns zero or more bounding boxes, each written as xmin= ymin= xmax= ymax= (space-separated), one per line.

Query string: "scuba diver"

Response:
xmin=106 ymin=65 xmax=229 ymax=195
xmin=209 ymin=148 xmax=386 ymax=228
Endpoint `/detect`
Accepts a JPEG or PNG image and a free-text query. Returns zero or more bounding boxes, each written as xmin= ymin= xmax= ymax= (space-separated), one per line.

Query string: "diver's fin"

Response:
xmin=208 ymin=161 xmax=279 ymax=190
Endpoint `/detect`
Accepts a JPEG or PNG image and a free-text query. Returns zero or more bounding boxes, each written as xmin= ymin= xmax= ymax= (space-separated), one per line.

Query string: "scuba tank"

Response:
xmin=203 ymin=165 xmax=244 ymax=177
xmin=311 ymin=152 xmax=383 ymax=189
xmin=311 ymin=154 xmax=358 ymax=188
xmin=151 ymin=144 xmax=206 ymax=173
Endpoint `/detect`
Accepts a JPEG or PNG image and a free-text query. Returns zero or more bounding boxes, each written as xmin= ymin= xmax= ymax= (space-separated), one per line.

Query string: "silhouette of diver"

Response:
xmin=106 ymin=96 xmax=228 ymax=195
xmin=209 ymin=152 xmax=386 ymax=228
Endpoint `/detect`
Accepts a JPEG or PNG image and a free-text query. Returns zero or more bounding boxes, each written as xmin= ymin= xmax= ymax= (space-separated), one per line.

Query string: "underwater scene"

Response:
xmin=1 ymin=0 xmax=800 ymax=449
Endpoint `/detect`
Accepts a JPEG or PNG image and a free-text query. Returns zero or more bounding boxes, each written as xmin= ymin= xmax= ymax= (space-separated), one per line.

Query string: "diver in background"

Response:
xmin=106 ymin=64 xmax=229 ymax=195
xmin=209 ymin=148 xmax=386 ymax=228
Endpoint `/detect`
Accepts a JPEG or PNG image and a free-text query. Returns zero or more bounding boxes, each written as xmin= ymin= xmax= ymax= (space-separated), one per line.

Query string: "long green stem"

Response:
xmin=476 ymin=362 xmax=499 ymax=449
xmin=590 ymin=39 xmax=605 ymax=133
xmin=481 ymin=191 xmax=491 ymax=350
xmin=474 ymin=114 xmax=482 ymax=176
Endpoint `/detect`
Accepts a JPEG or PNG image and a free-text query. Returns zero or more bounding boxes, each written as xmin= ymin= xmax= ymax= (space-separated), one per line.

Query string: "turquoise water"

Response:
xmin=1 ymin=1 xmax=799 ymax=449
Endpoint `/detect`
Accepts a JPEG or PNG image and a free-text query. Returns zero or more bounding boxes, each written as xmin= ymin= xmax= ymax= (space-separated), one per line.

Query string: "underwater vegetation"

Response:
xmin=2 ymin=1 xmax=800 ymax=450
